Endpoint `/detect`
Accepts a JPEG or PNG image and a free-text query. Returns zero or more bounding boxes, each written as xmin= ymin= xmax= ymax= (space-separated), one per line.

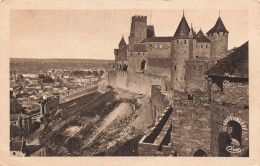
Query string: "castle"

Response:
xmin=114 ymin=12 xmax=229 ymax=95
xmin=111 ymin=12 xmax=248 ymax=157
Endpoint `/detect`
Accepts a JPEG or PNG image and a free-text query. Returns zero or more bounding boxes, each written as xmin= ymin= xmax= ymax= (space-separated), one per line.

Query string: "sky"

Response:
xmin=10 ymin=9 xmax=248 ymax=60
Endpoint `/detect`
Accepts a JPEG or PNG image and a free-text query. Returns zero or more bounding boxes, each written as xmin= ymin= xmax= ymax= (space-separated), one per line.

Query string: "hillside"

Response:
xmin=10 ymin=58 xmax=114 ymax=73
xmin=38 ymin=88 xmax=153 ymax=156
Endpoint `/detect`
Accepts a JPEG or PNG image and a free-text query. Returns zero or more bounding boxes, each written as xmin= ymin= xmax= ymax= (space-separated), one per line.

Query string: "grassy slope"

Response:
xmin=39 ymin=89 xmax=152 ymax=156
xmin=39 ymin=90 xmax=122 ymax=156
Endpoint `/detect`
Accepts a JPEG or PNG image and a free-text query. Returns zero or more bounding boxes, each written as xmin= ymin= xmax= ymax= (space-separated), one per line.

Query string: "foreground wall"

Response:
xmin=209 ymin=79 xmax=249 ymax=156
xmin=171 ymin=91 xmax=211 ymax=156
xmin=138 ymin=107 xmax=173 ymax=156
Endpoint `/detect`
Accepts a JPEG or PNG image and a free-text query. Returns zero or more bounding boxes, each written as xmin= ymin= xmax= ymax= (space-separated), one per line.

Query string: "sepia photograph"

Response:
xmin=8 ymin=9 xmax=249 ymax=157
xmin=1 ymin=0 xmax=260 ymax=165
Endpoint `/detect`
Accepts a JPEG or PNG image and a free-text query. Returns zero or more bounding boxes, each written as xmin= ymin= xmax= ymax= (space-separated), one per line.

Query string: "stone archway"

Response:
xmin=223 ymin=116 xmax=247 ymax=132
xmin=193 ymin=149 xmax=207 ymax=157
xmin=227 ymin=120 xmax=242 ymax=144
xmin=223 ymin=115 xmax=248 ymax=147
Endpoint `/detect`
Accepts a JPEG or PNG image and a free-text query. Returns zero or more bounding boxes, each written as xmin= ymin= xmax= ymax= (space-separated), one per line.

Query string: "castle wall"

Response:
xmin=171 ymin=91 xmax=211 ymax=156
xmin=207 ymin=32 xmax=228 ymax=60
xmin=108 ymin=70 xmax=117 ymax=87
xmin=144 ymin=42 xmax=172 ymax=79
xmin=185 ymin=60 xmax=209 ymax=92
xmin=127 ymin=71 xmax=166 ymax=97
xmin=171 ymin=39 xmax=191 ymax=91
xmin=151 ymin=85 xmax=169 ymax=124
xmin=147 ymin=66 xmax=171 ymax=81
xmin=59 ymin=83 xmax=98 ymax=104
xmin=195 ymin=42 xmax=211 ymax=58
xmin=132 ymin=54 xmax=148 ymax=73
xmin=211 ymin=80 xmax=248 ymax=106
xmin=209 ymin=79 xmax=249 ymax=156
xmin=210 ymin=103 xmax=249 ymax=156
xmin=138 ymin=107 xmax=173 ymax=156
xmin=115 ymin=71 xmax=129 ymax=90
xmin=146 ymin=42 xmax=172 ymax=58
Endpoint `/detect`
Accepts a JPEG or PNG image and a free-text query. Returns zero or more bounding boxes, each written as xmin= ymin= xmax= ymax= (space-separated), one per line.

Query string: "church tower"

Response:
xmin=128 ymin=16 xmax=147 ymax=51
xmin=206 ymin=15 xmax=229 ymax=60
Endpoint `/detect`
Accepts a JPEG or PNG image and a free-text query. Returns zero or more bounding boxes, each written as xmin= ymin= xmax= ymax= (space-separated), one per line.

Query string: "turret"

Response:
xmin=188 ymin=23 xmax=197 ymax=59
xmin=206 ymin=14 xmax=229 ymax=60
xmin=196 ymin=29 xmax=211 ymax=58
xmin=173 ymin=11 xmax=190 ymax=39
xmin=128 ymin=15 xmax=147 ymax=51
xmin=118 ymin=36 xmax=127 ymax=49
xmin=171 ymin=11 xmax=191 ymax=91
xmin=188 ymin=23 xmax=196 ymax=39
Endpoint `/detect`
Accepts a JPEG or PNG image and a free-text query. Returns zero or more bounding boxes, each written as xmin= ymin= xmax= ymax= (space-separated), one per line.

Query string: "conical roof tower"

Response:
xmin=119 ymin=36 xmax=127 ymax=47
xmin=196 ymin=29 xmax=210 ymax=42
xmin=173 ymin=11 xmax=190 ymax=39
xmin=206 ymin=16 xmax=228 ymax=35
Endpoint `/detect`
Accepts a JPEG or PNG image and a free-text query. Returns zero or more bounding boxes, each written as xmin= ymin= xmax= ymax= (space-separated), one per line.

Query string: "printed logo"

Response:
xmin=226 ymin=145 xmax=245 ymax=153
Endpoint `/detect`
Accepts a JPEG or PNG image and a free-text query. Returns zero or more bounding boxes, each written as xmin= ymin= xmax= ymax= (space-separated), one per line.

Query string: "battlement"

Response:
xmin=207 ymin=31 xmax=228 ymax=37
xmin=132 ymin=15 xmax=147 ymax=22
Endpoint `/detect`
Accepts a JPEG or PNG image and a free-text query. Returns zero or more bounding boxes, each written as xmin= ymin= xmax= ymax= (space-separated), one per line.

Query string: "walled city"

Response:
xmin=110 ymin=12 xmax=249 ymax=157
xmin=9 ymin=12 xmax=249 ymax=157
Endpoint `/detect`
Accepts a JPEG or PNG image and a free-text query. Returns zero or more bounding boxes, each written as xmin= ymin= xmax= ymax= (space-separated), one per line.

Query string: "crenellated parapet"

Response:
xmin=132 ymin=15 xmax=147 ymax=22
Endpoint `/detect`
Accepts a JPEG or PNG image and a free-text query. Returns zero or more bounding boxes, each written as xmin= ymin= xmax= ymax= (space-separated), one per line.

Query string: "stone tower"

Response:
xmin=206 ymin=16 xmax=229 ymax=60
xmin=128 ymin=16 xmax=147 ymax=51
xmin=171 ymin=13 xmax=193 ymax=91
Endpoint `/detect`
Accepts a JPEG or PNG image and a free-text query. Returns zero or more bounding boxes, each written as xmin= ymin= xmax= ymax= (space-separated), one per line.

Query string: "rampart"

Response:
xmin=59 ymin=82 xmax=98 ymax=104
xmin=147 ymin=85 xmax=212 ymax=156
xmin=151 ymin=85 xmax=170 ymax=124
xmin=138 ymin=107 xmax=173 ymax=156
xmin=127 ymin=71 xmax=166 ymax=97
xmin=132 ymin=15 xmax=147 ymax=22
xmin=115 ymin=70 xmax=129 ymax=90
